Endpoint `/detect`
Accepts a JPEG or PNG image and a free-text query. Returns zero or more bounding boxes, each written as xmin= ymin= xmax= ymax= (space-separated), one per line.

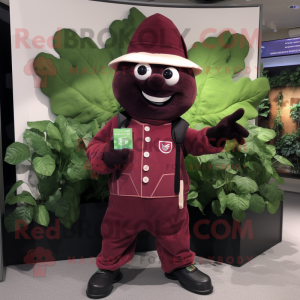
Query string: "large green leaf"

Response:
xmin=6 ymin=191 xmax=36 ymax=206
xmin=4 ymin=142 xmax=30 ymax=165
xmin=27 ymin=120 xmax=51 ymax=132
xmin=249 ymin=194 xmax=265 ymax=214
xmin=45 ymin=190 xmax=70 ymax=218
xmin=257 ymin=128 xmax=276 ymax=143
xmin=38 ymin=171 xmax=60 ymax=199
xmin=23 ymin=129 xmax=52 ymax=156
xmin=216 ymin=188 xmax=227 ymax=213
xmin=258 ymin=182 xmax=280 ymax=202
xmin=14 ymin=206 xmax=34 ymax=226
xmin=34 ymin=8 xmax=146 ymax=124
xmin=182 ymin=31 xmax=270 ymax=128
xmin=59 ymin=206 xmax=80 ymax=230
xmin=46 ymin=122 xmax=62 ymax=141
xmin=227 ymin=193 xmax=250 ymax=211
xmin=63 ymin=186 xmax=80 ymax=209
xmin=5 ymin=180 xmax=24 ymax=203
xmin=232 ymin=209 xmax=246 ymax=222
xmin=32 ymin=155 xmax=56 ymax=176
xmin=266 ymin=199 xmax=281 ymax=214
xmin=4 ymin=212 xmax=17 ymax=233
xmin=45 ymin=190 xmax=61 ymax=213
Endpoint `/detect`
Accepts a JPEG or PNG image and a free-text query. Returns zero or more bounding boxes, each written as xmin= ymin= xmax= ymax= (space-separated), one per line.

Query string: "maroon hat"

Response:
xmin=108 ymin=13 xmax=202 ymax=76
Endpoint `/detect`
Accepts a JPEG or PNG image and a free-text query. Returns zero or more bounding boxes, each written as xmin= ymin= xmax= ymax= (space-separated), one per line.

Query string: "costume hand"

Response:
xmin=206 ymin=108 xmax=249 ymax=148
xmin=102 ymin=140 xmax=130 ymax=169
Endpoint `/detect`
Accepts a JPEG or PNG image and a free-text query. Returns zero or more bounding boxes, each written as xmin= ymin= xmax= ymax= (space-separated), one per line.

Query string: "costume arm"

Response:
xmin=86 ymin=116 xmax=117 ymax=174
xmin=184 ymin=127 xmax=224 ymax=156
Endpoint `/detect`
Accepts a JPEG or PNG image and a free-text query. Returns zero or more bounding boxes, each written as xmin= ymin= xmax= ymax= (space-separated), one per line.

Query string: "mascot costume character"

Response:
xmin=86 ymin=14 xmax=249 ymax=298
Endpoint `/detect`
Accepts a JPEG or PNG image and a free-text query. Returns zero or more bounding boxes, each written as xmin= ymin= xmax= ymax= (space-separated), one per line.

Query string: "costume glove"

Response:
xmin=102 ymin=140 xmax=130 ymax=169
xmin=206 ymin=108 xmax=249 ymax=148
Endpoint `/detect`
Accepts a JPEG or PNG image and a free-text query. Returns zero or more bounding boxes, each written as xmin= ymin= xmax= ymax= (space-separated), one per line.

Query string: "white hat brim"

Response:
xmin=108 ymin=52 xmax=203 ymax=76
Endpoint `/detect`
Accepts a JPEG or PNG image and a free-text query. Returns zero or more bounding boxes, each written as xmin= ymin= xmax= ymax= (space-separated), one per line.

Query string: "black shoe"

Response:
xmin=165 ymin=263 xmax=213 ymax=295
xmin=86 ymin=268 xmax=123 ymax=299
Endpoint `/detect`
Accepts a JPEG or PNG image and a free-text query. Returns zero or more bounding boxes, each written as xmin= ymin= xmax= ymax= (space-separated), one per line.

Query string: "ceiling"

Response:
xmin=1 ymin=0 xmax=300 ymax=32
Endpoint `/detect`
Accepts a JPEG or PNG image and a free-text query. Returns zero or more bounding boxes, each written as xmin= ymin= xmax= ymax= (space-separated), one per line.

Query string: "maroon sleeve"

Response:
xmin=184 ymin=127 xmax=224 ymax=156
xmin=86 ymin=116 xmax=118 ymax=174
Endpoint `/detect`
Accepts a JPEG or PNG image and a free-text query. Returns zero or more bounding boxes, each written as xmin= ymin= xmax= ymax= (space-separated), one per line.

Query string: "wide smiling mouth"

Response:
xmin=141 ymin=91 xmax=173 ymax=106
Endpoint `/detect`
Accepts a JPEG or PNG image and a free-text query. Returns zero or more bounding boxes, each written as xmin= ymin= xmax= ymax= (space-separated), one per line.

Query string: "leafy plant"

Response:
xmin=182 ymin=31 xmax=270 ymax=128
xmin=268 ymin=66 xmax=300 ymax=88
xmin=33 ymin=7 xmax=146 ymax=125
xmin=258 ymin=98 xmax=270 ymax=118
xmin=4 ymin=115 xmax=108 ymax=232
xmin=186 ymin=124 xmax=293 ymax=222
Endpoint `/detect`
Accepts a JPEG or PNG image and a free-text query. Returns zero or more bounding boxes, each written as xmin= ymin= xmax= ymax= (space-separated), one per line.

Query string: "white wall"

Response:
xmin=9 ymin=0 xmax=260 ymax=190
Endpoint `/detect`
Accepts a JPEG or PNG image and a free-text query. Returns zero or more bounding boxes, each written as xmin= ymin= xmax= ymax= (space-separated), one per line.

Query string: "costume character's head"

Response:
xmin=109 ymin=14 xmax=203 ymax=124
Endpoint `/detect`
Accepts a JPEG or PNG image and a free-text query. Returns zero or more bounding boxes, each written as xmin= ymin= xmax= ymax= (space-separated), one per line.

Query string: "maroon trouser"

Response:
xmin=96 ymin=194 xmax=195 ymax=273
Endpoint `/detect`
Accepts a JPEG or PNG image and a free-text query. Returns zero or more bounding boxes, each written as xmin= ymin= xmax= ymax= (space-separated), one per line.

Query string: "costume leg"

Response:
xmin=96 ymin=195 xmax=145 ymax=271
xmin=146 ymin=196 xmax=195 ymax=273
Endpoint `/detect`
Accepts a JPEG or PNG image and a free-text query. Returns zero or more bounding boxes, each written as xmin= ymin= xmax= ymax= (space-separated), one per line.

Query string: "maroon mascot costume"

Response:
xmin=86 ymin=14 xmax=248 ymax=298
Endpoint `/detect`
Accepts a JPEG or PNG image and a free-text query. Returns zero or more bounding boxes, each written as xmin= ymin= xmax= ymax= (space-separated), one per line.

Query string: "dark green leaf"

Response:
xmin=33 ymin=205 xmax=50 ymax=227
xmin=211 ymin=200 xmax=222 ymax=217
xmin=249 ymin=194 xmax=265 ymax=214
xmin=47 ymin=122 xmax=62 ymax=141
xmin=5 ymin=180 xmax=24 ymax=203
xmin=23 ymin=129 xmax=51 ymax=156
xmin=4 ymin=142 xmax=30 ymax=165
xmin=6 ymin=191 xmax=36 ymax=206
xmin=33 ymin=155 xmax=56 ymax=176
xmin=27 ymin=120 xmax=51 ymax=132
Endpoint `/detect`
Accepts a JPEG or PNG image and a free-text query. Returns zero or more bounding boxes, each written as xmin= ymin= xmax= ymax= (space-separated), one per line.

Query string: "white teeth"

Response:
xmin=142 ymin=91 xmax=171 ymax=103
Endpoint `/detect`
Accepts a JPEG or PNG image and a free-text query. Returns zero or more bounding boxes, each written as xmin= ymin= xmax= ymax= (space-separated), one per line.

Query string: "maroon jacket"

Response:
xmin=86 ymin=116 xmax=223 ymax=199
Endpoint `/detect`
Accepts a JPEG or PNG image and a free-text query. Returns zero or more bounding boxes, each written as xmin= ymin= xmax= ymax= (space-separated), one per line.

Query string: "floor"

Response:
xmin=1 ymin=192 xmax=300 ymax=300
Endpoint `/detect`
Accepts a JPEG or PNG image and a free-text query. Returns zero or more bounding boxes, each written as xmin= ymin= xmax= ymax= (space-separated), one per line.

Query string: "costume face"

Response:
xmin=112 ymin=62 xmax=197 ymax=123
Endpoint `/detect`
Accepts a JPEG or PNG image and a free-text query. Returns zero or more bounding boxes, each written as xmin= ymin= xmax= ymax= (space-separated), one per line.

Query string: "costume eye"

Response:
xmin=163 ymin=67 xmax=180 ymax=86
xmin=134 ymin=64 xmax=152 ymax=80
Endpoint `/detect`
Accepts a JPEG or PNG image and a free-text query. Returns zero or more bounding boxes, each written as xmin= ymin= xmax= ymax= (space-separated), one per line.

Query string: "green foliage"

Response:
xmin=182 ymin=31 xmax=270 ymax=128
xmin=33 ymin=7 xmax=146 ymax=125
xmin=258 ymin=98 xmax=270 ymax=118
xmin=186 ymin=124 xmax=289 ymax=222
xmin=268 ymin=66 xmax=300 ymax=88
xmin=3 ymin=115 xmax=109 ymax=232
xmin=275 ymin=131 xmax=300 ymax=157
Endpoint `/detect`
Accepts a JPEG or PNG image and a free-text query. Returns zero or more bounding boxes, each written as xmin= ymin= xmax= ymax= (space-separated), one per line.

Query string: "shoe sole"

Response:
xmin=86 ymin=271 xmax=123 ymax=299
xmin=164 ymin=272 xmax=213 ymax=295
